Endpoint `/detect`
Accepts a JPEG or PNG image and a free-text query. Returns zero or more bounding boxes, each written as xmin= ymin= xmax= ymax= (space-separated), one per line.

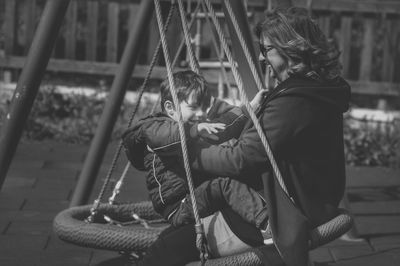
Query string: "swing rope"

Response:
xmin=222 ymin=0 xmax=266 ymax=92
xmin=105 ymin=0 xmax=204 ymax=207
xmin=203 ymin=0 xmax=290 ymax=196
xmin=86 ymin=3 xmax=177 ymax=222
xmin=153 ymin=0 xmax=208 ymax=263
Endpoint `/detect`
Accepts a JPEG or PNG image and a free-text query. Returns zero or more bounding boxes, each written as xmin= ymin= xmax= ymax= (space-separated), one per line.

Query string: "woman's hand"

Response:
xmin=250 ymin=89 xmax=268 ymax=110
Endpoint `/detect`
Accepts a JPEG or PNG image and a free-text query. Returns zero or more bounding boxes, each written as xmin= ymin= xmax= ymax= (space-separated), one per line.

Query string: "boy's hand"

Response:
xmin=197 ymin=122 xmax=225 ymax=141
xmin=250 ymin=89 xmax=268 ymax=110
xmin=198 ymin=122 xmax=226 ymax=134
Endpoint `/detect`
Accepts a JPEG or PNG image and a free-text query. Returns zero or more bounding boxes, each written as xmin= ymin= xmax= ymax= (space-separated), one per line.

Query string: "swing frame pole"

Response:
xmin=221 ymin=0 xmax=265 ymax=98
xmin=69 ymin=0 xmax=154 ymax=207
xmin=0 ymin=0 xmax=71 ymax=190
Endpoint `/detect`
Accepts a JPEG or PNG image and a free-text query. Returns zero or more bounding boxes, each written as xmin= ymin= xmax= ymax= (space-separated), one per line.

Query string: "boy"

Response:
xmin=122 ymin=70 xmax=268 ymax=230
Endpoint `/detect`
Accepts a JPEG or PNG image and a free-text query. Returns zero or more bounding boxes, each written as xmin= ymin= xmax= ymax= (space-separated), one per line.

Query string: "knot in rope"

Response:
xmin=195 ymin=223 xmax=209 ymax=264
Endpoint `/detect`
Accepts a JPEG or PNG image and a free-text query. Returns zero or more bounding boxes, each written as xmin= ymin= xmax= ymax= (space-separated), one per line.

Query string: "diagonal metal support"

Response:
xmin=69 ymin=0 xmax=154 ymax=207
xmin=0 ymin=0 xmax=71 ymax=190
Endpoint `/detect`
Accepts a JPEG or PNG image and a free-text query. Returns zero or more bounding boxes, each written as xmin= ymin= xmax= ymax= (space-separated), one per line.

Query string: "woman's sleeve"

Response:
xmin=206 ymin=105 xmax=249 ymax=144
xmin=190 ymin=97 xmax=296 ymax=177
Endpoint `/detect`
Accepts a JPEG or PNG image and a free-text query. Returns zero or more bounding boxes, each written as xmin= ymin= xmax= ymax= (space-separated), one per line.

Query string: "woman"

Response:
xmin=139 ymin=7 xmax=350 ymax=266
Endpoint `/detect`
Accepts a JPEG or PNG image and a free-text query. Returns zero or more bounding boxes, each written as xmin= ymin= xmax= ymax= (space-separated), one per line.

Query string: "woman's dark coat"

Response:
xmin=190 ymin=75 xmax=351 ymax=266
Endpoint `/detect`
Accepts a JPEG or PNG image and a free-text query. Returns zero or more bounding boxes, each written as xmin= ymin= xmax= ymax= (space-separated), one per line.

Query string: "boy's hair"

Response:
xmin=255 ymin=7 xmax=341 ymax=81
xmin=160 ymin=70 xmax=211 ymax=111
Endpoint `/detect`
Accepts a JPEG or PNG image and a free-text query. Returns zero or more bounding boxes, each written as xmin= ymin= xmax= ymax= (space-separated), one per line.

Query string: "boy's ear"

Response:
xmin=164 ymin=100 xmax=175 ymax=116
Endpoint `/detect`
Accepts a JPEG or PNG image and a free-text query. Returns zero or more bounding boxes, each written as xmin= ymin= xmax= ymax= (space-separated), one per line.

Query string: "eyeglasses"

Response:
xmin=259 ymin=43 xmax=275 ymax=58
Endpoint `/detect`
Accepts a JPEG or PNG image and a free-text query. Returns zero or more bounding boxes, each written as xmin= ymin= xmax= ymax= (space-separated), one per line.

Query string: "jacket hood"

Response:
xmin=122 ymin=113 xmax=169 ymax=171
xmin=267 ymin=75 xmax=351 ymax=113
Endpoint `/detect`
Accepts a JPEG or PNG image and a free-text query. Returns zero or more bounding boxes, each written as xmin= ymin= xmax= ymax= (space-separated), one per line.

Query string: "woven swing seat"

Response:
xmin=187 ymin=208 xmax=354 ymax=266
xmin=53 ymin=201 xmax=168 ymax=252
xmin=54 ymin=200 xmax=352 ymax=266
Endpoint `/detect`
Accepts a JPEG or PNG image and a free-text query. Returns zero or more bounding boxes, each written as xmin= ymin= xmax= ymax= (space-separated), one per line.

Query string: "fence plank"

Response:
xmin=106 ymin=2 xmax=119 ymax=62
xmin=296 ymin=0 xmax=400 ymax=14
xmin=128 ymin=2 xmax=139 ymax=28
xmin=359 ymin=18 xmax=374 ymax=81
xmin=3 ymin=55 xmax=400 ymax=97
xmin=318 ymin=15 xmax=331 ymax=38
xmin=146 ymin=16 xmax=160 ymax=64
xmin=339 ymin=16 xmax=352 ymax=78
xmin=382 ymin=19 xmax=398 ymax=82
xmin=4 ymin=0 xmax=17 ymax=55
xmin=23 ymin=0 xmax=37 ymax=53
xmin=65 ymin=1 xmax=77 ymax=59
xmin=0 ymin=56 xmax=234 ymax=85
xmin=86 ymin=1 xmax=99 ymax=61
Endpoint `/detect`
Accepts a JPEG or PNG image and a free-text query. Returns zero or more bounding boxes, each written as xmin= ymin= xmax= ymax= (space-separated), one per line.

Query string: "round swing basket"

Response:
xmin=53 ymin=201 xmax=168 ymax=252
xmin=54 ymin=201 xmax=353 ymax=266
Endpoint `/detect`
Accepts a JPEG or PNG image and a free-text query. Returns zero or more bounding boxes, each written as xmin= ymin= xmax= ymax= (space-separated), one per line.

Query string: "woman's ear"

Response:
xmin=164 ymin=100 xmax=175 ymax=117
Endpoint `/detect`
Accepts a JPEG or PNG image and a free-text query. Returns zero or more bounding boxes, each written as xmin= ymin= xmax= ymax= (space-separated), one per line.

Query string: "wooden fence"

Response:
xmin=1 ymin=0 xmax=400 ymax=99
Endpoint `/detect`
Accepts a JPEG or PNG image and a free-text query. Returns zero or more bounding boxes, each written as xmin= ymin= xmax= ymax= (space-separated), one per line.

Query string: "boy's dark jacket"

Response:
xmin=122 ymin=99 xmax=248 ymax=219
xmin=190 ymin=75 xmax=351 ymax=266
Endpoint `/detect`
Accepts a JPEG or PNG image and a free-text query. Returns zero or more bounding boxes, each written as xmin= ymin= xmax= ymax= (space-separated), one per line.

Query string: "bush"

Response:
xmin=1 ymin=88 xmax=399 ymax=168
xmin=3 ymin=86 xmax=156 ymax=144
xmin=343 ymin=116 xmax=400 ymax=168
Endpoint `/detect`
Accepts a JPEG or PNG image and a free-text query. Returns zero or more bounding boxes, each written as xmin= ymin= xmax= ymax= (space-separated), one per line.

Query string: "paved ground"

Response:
xmin=0 ymin=140 xmax=400 ymax=266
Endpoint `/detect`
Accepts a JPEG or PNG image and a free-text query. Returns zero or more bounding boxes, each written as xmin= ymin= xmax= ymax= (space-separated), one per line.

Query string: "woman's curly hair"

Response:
xmin=255 ymin=7 xmax=342 ymax=81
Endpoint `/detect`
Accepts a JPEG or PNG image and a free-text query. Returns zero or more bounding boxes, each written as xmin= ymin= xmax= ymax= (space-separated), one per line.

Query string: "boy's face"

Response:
xmin=165 ymin=91 xmax=208 ymax=122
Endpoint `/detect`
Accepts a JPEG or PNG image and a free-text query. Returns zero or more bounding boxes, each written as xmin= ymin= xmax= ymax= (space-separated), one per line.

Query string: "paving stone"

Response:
xmin=0 ymin=235 xmax=48 ymax=251
xmin=6 ymin=168 xmax=43 ymax=182
xmin=34 ymin=168 xmax=79 ymax=180
xmin=22 ymin=198 xmax=69 ymax=211
xmin=310 ymin=247 xmax=334 ymax=263
xmin=5 ymin=221 xmax=53 ymax=236
xmin=324 ymin=237 xmax=369 ymax=247
xmin=0 ymin=210 xmax=17 ymax=221
xmin=0 ymin=250 xmax=41 ymax=266
xmin=347 ymin=187 xmax=400 ymax=202
xmin=370 ymin=235 xmax=400 ymax=251
xmin=35 ymin=149 xmax=87 ymax=162
xmin=349 ymin=201 xmax=400 ymax=215
xmin=42 ymin=160 xmax=84 ymax=171
xmin=13 ymin=210 xmax=58 ymax=222
xmin=329 ymin=249 xmax=400 ymax=266
xmin=89 ymin=250 xmax=126 ymax=266
xmin=329 ymin=245 xmax=373 ymax=261
xmin=7 ymin=159 xmax=44 ymax=176
xmin=42 ymin=236 xmax=92 ymax=266
xmin=0 ymin=197 xmax=25 ymax=210
xmin=27 ymin=185 xmax=71 ymax=200
xmin=33 ymin=176 xmax=76 ymax=192
xmin=0 ymin=220 xmax=10 ymax=233
xmin=355 ymin=216 xmax=400 ymax=235
xmin=2 ymin=176 xmax=36 ymax=189
xmin=346 ymin=166 xmax=400 ymax=188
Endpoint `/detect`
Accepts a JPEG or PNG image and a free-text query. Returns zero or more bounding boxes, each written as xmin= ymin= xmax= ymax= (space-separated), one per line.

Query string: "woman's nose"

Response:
xmin=195 ymin=109 xmax=206 ymax=119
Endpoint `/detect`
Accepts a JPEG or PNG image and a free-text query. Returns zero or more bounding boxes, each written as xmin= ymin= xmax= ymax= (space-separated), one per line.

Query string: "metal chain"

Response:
xmin=153 ymin=0 xmax=208 ymax=262
xmin=104 ymin=0 xmax=204 ymax=207
xmin=203 ymin=0 xmax=290 ymax=196
xmin=223 ymin=0 xmax=265 ymax=92
xmin=86 ymin=3 xmax=177 ymax=222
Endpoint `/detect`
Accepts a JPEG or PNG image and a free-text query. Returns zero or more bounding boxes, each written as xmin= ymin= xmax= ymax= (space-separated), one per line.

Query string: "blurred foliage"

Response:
xmin=0 ymin=86 xmax=155 ymax=144
xmin=0 ymin=88 xmax=399 ymax=168
xmin=344 ymin=115 xmax=400 ymax=168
